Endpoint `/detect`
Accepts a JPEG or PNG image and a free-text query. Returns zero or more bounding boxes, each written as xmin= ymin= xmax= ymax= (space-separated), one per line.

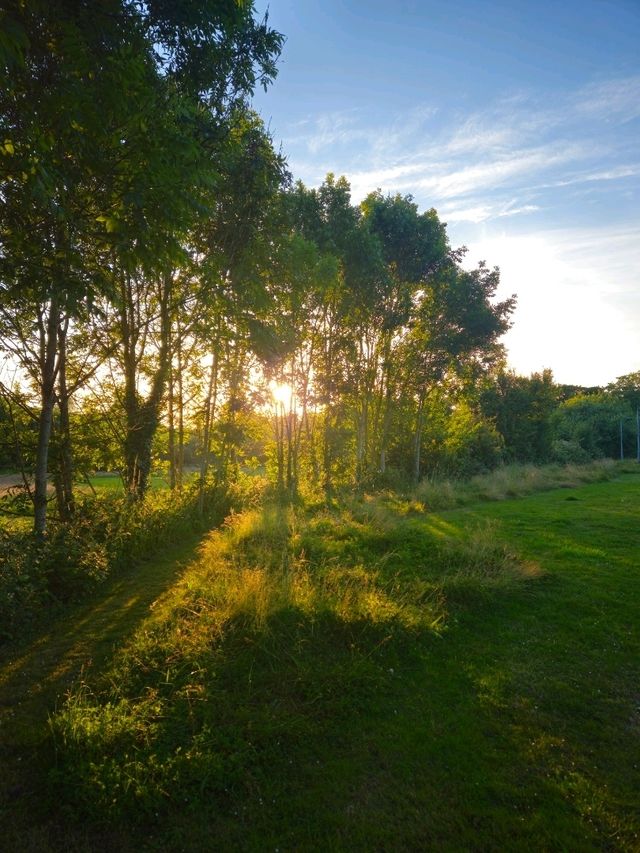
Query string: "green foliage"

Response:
xmin=434 ymin=401 xmax=504 ymax=477
xmin=0 ymin=526 xmax=47 ymax=640
xmin=607 ymin=370 xmax=640 ymax=411
xmin=551 ymin=393 xmax=631 ymax=460
xmin=480 ymin=369 xmax=558 ymax=463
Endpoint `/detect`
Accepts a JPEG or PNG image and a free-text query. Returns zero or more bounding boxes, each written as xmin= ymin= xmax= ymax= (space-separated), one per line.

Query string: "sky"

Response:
xmin=251 ymin=0 xmax=640 ymax=387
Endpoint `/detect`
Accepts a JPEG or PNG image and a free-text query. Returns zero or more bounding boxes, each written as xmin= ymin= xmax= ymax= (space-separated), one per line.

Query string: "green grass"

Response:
xmin=84 ymin=473 xmax=172 ymax=493
xmin=2 ymin=468 xmax=639 ymax=850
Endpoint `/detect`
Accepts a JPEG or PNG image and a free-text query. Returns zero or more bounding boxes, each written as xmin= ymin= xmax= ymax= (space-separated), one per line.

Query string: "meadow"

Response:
xmin=0 ymin=463 xmax=637 ymax=851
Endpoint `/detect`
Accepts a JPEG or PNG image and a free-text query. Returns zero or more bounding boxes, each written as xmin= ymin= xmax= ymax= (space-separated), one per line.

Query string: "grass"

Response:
xmin=84 ymin=473 xmax=173 ymax=493
xmin=408 ymin=458 xmax=621 ymax=510
xmin=1 ymin=465 xmax=638 ymax=850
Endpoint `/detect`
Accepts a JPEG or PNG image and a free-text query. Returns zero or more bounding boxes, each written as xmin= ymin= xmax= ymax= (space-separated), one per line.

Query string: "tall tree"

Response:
xmin=401 ymin=260 xmax=515 ymax=481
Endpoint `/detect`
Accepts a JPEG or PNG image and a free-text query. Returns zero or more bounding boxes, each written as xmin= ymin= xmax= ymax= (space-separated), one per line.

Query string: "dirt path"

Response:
xmin=0 ymin=530 xmax=206 ymax=842
xmin=0 ymin=473 xmax=29 ymax=496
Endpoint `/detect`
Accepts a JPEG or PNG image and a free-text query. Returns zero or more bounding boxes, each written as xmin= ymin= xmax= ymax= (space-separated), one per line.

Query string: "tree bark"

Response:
xmin=412 ymin=392 xmax=425 ymax=484
xmin=54 ymin=318 xmax=75 ymax=521
xmin=33 ymin=296 xmax=60 ymax=536
xmin=122 ymin=272 xmax=173 ymax=500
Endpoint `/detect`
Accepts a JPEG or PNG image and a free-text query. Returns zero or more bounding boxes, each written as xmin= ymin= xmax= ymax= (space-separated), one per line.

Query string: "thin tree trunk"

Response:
xmin=413 ymin=392 xmax=425 ymax=484
xmin=34 ymin=297 xmax=60 ymax=536
xmin=55 ymin=318 xmax=75 ymax=520
xmin=198 ymin=345 xmax=219 ymax=515
xmin=168 ymin=344 xmax=176 ymax=490
xmin=176 ymin=318 xmax=184 ymax=491
xmin=377 ymin=334 xmax=393 ymax=474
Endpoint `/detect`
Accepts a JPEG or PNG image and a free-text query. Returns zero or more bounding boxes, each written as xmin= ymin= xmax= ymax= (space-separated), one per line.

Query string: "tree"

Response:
xmin=401 ymin=260 xmax=515 ymax=482
xmin=358 ymin=191 xmax=449 ymax=479
xmin=607 ymin=371 xmax=640 ymax=411
xmin=480 ymin=370 xmax=558 ymax=463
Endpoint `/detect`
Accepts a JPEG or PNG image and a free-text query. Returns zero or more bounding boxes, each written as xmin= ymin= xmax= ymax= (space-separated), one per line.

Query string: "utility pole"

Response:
xmin=619 ymin=418 xmax=624 ymax=461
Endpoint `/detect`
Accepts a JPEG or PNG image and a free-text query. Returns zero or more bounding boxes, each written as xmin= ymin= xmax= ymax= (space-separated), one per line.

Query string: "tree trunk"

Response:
xmin=412 ymin=392 xmax=425 ymax=484
xmin=176 ymin=319 xmax=184 ymax=491
xmin=198 ymin=346 xmax=219 ymax=515
xmin=54 ymin=319 xmax=75 ymax=521
xmin=33 ymin=297 xmax=60 ymax=536
xmin=122 ymin=272 xmax=173 ymax=500
xmin=377 ymin=335 xmax=394 ymax=474
xmin=168 ymin=346 xmax=176 ymax=490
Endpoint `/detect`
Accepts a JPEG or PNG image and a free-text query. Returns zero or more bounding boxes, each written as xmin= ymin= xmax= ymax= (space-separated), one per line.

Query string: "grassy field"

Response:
xmin=1 ymin=467 xmax=638 ymax=850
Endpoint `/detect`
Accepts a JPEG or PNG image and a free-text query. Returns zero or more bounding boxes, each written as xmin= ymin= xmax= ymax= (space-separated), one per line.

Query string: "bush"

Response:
xmin=0 ymin=526 xmax=47 ymax=640
xmin=551 ymin=439 xmax=590 ymax=465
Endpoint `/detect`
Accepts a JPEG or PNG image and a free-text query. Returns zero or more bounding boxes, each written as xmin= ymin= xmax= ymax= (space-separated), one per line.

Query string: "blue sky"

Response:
xmin=251 ymin=0 xmax=640 ymax=386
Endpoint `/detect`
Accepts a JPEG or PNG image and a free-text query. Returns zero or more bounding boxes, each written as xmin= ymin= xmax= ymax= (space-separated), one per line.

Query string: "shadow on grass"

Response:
xmin=47 ymin=597 xmax=617 ymax=853
xmin=7 ymin=480 xmax=640 ymax=850
xmin=0 ymin=529 xmax=208 ymax=839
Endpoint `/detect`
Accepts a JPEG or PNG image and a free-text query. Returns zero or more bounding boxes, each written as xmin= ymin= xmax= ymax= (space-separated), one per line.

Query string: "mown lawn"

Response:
xmin=3 ymin=470 xmax=639 ymax=851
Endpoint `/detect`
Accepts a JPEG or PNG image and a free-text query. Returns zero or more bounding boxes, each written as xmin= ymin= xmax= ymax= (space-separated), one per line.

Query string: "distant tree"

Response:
xmin=480 ymin=370 xmax=558 ymax=463
xmin=550 ymin=393 xmax=631 ymax=461
xmin=607 ymin=371 xmax=640 ymax=411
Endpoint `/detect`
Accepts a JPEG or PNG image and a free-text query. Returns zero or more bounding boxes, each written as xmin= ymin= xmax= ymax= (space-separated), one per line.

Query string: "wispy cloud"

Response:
xmin=440 ymin=201 xmax=540 ymax=224
xmin=574 ymin=76 xmax=640 ymax=123
xmin=414 ymin=144 xmax=586 ymax=199
xmin=285 ymin=74 xmax=640 ymax=229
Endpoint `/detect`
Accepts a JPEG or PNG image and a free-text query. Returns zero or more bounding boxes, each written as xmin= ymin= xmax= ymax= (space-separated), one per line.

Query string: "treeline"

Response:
xmin=1 ymin=1 xmax=638 ymax=546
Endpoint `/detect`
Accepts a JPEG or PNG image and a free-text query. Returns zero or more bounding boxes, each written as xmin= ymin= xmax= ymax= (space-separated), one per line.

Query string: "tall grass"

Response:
xmin=410 ymin=459 xmax=618 ymax=511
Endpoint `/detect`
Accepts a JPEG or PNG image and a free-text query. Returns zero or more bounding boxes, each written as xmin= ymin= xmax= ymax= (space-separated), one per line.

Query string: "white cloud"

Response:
xmin=574 ymin=76 xmax=640 ymax=123
xmin=463 ymin=226 xmax=640 ymax=385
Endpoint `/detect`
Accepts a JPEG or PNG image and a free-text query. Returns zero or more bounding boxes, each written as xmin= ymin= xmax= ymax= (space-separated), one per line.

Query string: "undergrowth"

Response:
xmin=0 ymin=475 xmax=267 ymax=642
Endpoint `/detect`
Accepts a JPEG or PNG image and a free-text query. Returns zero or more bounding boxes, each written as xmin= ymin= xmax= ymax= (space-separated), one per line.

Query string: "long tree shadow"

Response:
xmin=0 ymin=527 xmax=210 ymax=835
xmin=47 ymin=600 xmax=617 ymax=852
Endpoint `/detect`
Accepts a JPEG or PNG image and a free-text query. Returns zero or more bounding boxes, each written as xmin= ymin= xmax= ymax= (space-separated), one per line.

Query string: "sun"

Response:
xmin=270 ymin=381 xmax=294 ymax=408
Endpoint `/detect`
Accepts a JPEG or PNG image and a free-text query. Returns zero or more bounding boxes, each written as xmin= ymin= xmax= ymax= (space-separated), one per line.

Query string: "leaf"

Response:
xmin=2 ymin=140 xmax=15 ymax=155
